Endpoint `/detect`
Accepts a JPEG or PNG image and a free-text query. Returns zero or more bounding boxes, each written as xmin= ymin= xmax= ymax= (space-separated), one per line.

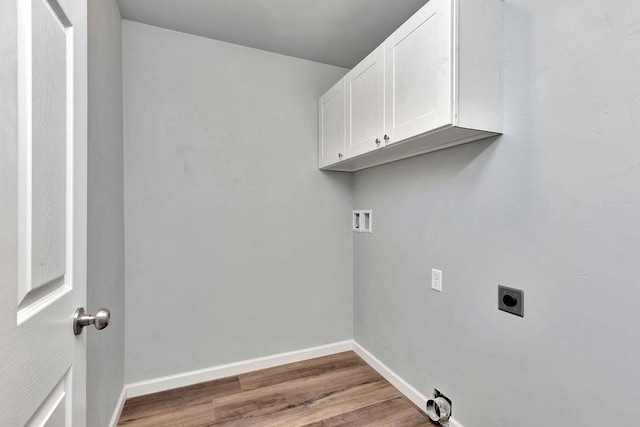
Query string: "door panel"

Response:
xmin=26 ymin=370 xmax=71 ymax=427
xmin=393 ymin=18 xmax=437 ymax=129
xmin=24 ymin=0 xmax=68 ymax=303
xmin=18 ymin=0 xmax=70 ymax=314
xmin=1 ymin=0 xmax=87 ymax=424
xmin=347 ymin=45 xmax=384 ymax=157
xmin=385 ymin=0 xmax=452 ymax=144
xmin=319 ymin=79 xmax=346 ymax=168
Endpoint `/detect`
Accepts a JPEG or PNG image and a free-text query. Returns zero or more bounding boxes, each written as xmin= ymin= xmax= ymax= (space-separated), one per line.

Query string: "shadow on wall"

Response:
xmin=501 ymin=2 xmax=534 ymax=221
xmin=352 ymin=135 xmax=498 ymax=201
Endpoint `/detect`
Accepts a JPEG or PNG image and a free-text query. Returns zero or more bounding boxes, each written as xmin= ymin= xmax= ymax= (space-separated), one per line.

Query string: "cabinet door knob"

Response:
xmin=375 ymin=138 xmax=381 ymax=145
xmin=338 ymin=152 xmax=343 ymax=158
xmin=384 ymin=134 xmax=390 ymax=141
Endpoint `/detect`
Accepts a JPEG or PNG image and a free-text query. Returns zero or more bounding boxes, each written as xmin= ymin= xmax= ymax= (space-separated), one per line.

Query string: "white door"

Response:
xmin=384 ymin=0 xmax=453 ymax=145
xmin=346 ymin=44 xmax=384 ymax=157
xmin=0 ymin=0 xmax=88 ymax=425
xmin=319 ymin=78 xmax=347 ymax=168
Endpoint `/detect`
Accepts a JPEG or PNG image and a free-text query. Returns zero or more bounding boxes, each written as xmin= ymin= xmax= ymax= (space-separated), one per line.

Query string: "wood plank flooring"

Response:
xmin=118 ymin=351 xmax=436 ymax=427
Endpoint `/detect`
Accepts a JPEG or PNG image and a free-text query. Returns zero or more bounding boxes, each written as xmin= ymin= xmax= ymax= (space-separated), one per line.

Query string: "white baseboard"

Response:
xmin=123 ymin=339 xmax=464 ymax=426
xmin=352 ymin=341 xmax=464 ymax=427
xmin=125 ymin=340 xmax=353 ymax=398
xmin=108 ymin=386 xmax=127 ymax=427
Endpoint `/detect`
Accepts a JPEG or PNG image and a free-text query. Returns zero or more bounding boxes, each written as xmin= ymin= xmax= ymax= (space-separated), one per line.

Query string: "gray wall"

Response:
xmin=353 ymin=1 xmax=640 ymax=426
xmin=87 ymin=0 xmax=125 ymax=425
xmin=122 ymin=21 xmax=352 ymax=383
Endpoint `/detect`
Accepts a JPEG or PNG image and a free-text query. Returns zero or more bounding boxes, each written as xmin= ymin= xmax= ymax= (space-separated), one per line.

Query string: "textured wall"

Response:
xmin=353 ymin=1 xmax=640 ymax=425
xmin=122 ymin=21 xmax=352 ymax=383
xmin=87 ymin=0 xmax=125 ymax=425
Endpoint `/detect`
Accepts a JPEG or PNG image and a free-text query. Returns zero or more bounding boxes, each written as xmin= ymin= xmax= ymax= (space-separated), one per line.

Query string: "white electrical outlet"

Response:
xmin=431 ymin=269 xmax=442 ymax=292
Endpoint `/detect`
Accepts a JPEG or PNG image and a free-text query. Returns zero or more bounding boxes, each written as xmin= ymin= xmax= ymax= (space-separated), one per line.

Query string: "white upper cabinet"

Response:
xmin=384 ymin=0 xmax=452 ymax=145
xmin=318 ymin=79 xmax=346 ymax=168
xmin=319 ymin=0 xmax=502 ymax=172
xmin=346 ymin=44 xmax=385 ymax=157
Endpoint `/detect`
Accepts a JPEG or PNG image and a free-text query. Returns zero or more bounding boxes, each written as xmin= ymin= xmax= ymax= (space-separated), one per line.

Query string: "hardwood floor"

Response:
xmin=118 ymin=351 xmax=437 ymax=426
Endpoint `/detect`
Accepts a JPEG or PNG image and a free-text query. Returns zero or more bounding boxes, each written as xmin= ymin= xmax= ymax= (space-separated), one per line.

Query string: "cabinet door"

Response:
xmin=319 ymin=78 xmax=347 ymax=168
xmin=346 ymin=44 xmax=384 ymax=157
xmin=384 ymin=0 xmax=453 ymax=145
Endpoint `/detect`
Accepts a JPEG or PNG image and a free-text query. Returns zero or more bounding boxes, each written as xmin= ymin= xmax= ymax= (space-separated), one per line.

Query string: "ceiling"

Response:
xmin=117 ymin=0 xmax=429 ymax=68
